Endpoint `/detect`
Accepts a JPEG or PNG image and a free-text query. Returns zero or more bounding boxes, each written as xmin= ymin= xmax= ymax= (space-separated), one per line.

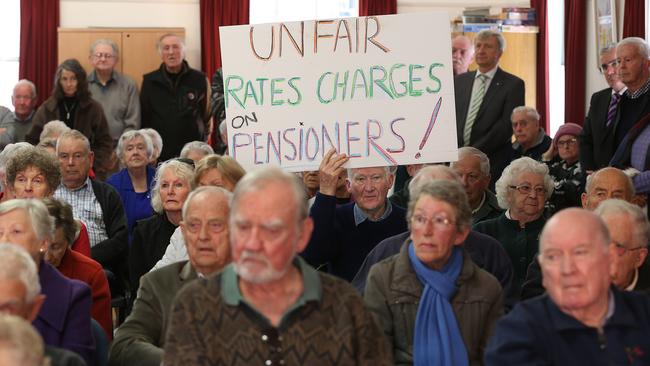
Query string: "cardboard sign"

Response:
xmin=220 ymin=12 xmax=457 ymax=172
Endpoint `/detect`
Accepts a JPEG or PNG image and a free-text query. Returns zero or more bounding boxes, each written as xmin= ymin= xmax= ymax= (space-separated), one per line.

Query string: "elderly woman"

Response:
xmin=107 ymin=130 xmax=156 ymax=238
xmin=194 ymin=154 xmax=245 ymax=189
xmin=42 ymin=197 xmax=112 ymax=340
xmin=25 ymin=59 xmax=112 ymax=177
xmin=180 ymin=140 xmax=214 ymax=163
xmin=542 ymin=123 xmax=585 ymax=213
xmin=129 ymin=159 xmax=195 ymax=291
xmin=5 ymin=146 xmax=91 ymax=258
xmin=473 ymin=157 xmax=554 ymax=291
xmin=364 ymin=180 xmax=502 ymax=365
xmin=0 ymin=199 xmax=94 ymax=364
xmin=0 ymin=142 xmax=31 ymax=202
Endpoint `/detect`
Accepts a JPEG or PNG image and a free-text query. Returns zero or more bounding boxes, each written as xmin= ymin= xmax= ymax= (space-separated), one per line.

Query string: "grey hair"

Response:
xmin=116 ymin=130 xmax=154 ymax=162
xmin=0 ymin=244 xmax=41 ymax=302
xmin=0 ymin=199 xmax=55 ymax=243
xmin=141 ymin=128 xmax=163 ymax=161
xmin=585 ymin=167 xmax=635 ymax=197
xmin=151 ymin=160 xmax=196 ymax=214
xmin=475 ymin=29 xmax=506 ymax=52
xmin=347 ymin=166 xmax=393 ymax=182
xmin=407 ymin=180 xmax=472 ymax=230
xmin=453 ymin=147 xmax=490 ymax=176
xmin=56 ymin=130 xmax=90 ymax=155
xmin=180 ymin=141 xmax=214 ymax=160
xmin=617 ymin=37 xmax=649 ymax=60
xmin=594 ymin=199 xmax=650 ymax=248
xmin=219 ymin=120 xmax=228 ymax=135
xmin=0 ymin=314 xmax=46 ymax=366
xmin=13 ymin=79 xmax=37 ymax=98
xmin=511 ymin=106 xmax=540 ymax=122
xmin=599 ymin=42 xmax=618 ymax=56
xmin=231 ymin=167 xmax=308 ymax=223
xmin=0 ymin=143 xmax=32 ymax=191
xmin=90 ymin=38 xmax=119 ymax=58
xmin=157 ymin=33 xmax=186 ymax=55
xmin=408 ymin=165 xmax=460 ymax=198
xmin=181 ymin=186 xmax=232 ymax=222
xmin=495 ymin=157 xmax=554 ymax=209
xmin=39 ymin=120 xmax=71 ymax=142
xmin=36 ymin=138 xmax=58 ymax=151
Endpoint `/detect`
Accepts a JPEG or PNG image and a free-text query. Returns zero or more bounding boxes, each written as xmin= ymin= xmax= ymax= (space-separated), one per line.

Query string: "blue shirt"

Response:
xmin=106 ymin=166 xmax=155 ymax=242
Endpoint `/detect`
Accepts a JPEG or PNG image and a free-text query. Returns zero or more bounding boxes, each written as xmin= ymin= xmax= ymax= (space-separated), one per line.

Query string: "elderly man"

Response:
xmin=0 ymin=80 xmax=38 ymax=147
xmin=511 ymin=106 xmax=552 ymax=162
xmin=302 ymin=149 xmax=407 ymax=281
xmin=521 ymin=166 xmax=636 ymax=299
xmin=581 ymin=44 xmax=627 ymax=172
xmin=88 ymin=39 xmax=140 ymax=146
xmin=455 ymin=29 xmax=525 ymax=182
xmin=0 ymin=244 xmax=87 ymax=366
xmin=53 ymin=130 xmax=128 ymax=272
xmin=109 ymin=187 xmax=232 ymax=366
xmin=451 ymin=147 xmax=502 ymax=224
xmin=141 ymin=34 xmax=210 ymax=162
xmin=352 ymin=165 xmax=515 ymax=305
xmin=163 ymin=168 xmax=392 ymax=365
xmin=452 ymin=35 xmax=475 ymax=76
xmin=486 ymin=208 xmax=650 ymax=365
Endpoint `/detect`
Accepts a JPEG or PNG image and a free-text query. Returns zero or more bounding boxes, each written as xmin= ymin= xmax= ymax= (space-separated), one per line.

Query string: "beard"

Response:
xmin=233 ymin=250 xmax=289 ymax=284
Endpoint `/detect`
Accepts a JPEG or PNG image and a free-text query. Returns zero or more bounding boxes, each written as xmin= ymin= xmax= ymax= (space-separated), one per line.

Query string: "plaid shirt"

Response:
xmin=54 ymin=178 xmax=108 ymax=247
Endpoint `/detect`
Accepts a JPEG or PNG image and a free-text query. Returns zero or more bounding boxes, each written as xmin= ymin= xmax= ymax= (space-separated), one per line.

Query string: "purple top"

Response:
xmin=34 ymin=260 xmax=94 ymax=364
xmin=631 ymin=124 xmax=650 ymax=193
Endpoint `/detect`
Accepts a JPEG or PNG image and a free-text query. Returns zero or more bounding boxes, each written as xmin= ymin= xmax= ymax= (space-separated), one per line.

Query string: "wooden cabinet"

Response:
xmin=58 ymin=28 xmax=185 ymax=90
xmin=456 ymin=28 xmax=538 ymax=109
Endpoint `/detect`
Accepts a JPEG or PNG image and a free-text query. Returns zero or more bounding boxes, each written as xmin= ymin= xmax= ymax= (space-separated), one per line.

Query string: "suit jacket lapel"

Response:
xmin=476 ymin=67 xmax=504 ymax=120
xmin=456 ymin=71 xmax=477 ymax=137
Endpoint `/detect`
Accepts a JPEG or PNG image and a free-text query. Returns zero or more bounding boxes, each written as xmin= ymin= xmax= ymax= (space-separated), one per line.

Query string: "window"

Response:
xmin=250 ymin=0 xmax=358 ymax=24
xmin=0 ymin=0 xmax=20 ymax=108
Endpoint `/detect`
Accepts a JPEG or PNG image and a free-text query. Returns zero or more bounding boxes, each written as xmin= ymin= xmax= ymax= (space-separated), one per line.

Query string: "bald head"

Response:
xmin=582 ymin=167 xmax=634 ymax=210
xmin=408 ymin=165 xmax=460 ymax=197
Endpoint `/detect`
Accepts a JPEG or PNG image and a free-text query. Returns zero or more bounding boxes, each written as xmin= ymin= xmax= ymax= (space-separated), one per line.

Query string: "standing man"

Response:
xmin=88 ymin=39 xmax=140 ymax=147
xmin=455 ymin=29 xmax=525 ymax=183
xmin=0 ymin=80 xmax=37 ymax=148
xmin=163 ymin=168 xmax=392 ymax=365
xmin=580 ymin=44 xmax=627 ymax=172
xmin=452 ymin=35 xmax=475 ymax=76
xmin=141 ymin=34 xmax=210 ymax=162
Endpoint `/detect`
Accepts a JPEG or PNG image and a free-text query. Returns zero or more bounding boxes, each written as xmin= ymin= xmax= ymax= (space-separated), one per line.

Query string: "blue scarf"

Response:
xmin=408 ymin=243 xmax=469 ymax=366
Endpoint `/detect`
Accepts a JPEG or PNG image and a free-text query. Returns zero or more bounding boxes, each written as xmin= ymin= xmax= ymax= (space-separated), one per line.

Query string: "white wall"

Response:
xmin=60 ymin=0 xmax=201 ymax=68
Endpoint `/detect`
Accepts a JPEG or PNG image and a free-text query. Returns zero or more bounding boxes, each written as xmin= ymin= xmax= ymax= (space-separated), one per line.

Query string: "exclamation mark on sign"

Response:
xmin=415 ymin=97 xmax=442 ymax=159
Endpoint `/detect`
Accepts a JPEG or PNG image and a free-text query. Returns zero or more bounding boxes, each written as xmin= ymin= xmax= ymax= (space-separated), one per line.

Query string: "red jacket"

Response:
xmin=58 ymin=248 xmax=112 ymax=340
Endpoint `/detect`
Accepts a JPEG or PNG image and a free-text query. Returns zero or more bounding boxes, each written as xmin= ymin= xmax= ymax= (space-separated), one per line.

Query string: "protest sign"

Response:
xmin=220 ymin=12 xmax=457 ymax=172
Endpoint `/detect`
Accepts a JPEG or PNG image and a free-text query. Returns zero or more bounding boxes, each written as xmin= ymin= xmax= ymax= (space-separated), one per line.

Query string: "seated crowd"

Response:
xmin=1 ymin=31 xmax=650 ymax=366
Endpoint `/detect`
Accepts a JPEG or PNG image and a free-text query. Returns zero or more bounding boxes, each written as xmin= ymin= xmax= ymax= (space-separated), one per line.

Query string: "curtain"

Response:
xmin=200 ymin=0 xmax=249 ymax=80
xmin=531 ymin=0 xmax=548 ymax=131
xmin=623 ymin=0 xmax=645 ymax=38
xmin=19 ymin=0 xmax=59 ymax=107
xmin=359 ymin=0 xmax=397 ymax=16
xmin=564 ymin=0 xmax=587 ymax=125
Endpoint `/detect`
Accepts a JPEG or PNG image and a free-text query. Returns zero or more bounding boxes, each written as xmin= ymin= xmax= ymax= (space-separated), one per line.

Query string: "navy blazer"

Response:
xmin=581 ymin=88 xmax=617 ymax=171
xmin=455 ymin=67 xmax=525 ymax=180
xmin=34 ymin=260 xmax=94 ymax=364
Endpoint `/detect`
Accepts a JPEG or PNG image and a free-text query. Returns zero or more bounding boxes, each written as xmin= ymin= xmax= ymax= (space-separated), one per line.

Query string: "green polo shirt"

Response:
xmin=221 ymin=257 xmax=322 ymax=328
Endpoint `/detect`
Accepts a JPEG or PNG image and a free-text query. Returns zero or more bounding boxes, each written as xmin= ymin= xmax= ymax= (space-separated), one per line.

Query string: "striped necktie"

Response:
xmin=605 ymin=92 xmax=620 ymax=128
xmin=463 ymin=74 xmax=488 ymax=146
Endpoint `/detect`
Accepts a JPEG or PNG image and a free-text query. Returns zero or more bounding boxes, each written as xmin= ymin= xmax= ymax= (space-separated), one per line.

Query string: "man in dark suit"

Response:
xmin=455 ymin=29 xmax=525 ymax=183
xmin=580 ymin=44 xmax=626 ymax=172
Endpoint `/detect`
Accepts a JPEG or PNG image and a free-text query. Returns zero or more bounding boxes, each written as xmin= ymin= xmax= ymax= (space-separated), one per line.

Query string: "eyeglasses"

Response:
xmin=509 ymin=184 xmax=546 ymax=196
xmin=557 ymin=138 xmax=578 ymax=148
xmin=600 ymin=60 xmax=618 ymax=73
xmin=93 ymin=53 xmax=114 ymax=60
xmin=14 ymin=176 xmax=46 ymax=188
xmin=612 ymin=241 xmax=645 ymax=256
xmin=411 ymin=214 xmax=456 ymax=231
xmin=261 ymin=328 xmax=284 ymax=365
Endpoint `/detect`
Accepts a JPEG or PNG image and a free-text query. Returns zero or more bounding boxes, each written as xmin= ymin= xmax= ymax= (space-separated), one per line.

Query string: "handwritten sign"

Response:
xmin=220 ymin=12 xmax=457 ymax=172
